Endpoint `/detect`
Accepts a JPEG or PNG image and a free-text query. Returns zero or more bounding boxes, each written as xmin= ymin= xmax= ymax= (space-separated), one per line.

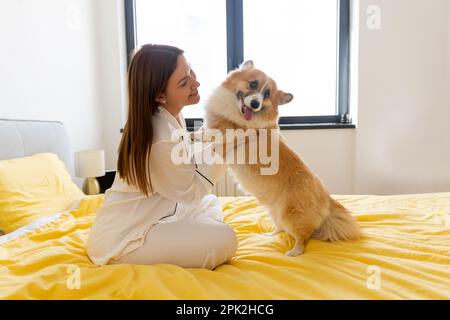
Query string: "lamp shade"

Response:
xmin=74 ymin=149 xmax=105 ymax=178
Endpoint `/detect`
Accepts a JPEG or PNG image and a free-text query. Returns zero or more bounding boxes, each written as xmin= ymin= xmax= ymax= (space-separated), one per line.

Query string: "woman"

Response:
xmin=86 ymin=44 xmax=237 ymax=269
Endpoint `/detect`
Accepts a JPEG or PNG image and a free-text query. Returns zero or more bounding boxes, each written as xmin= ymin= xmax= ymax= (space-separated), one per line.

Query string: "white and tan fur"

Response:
xmin=201 ymin=61 xmax=362 ymax=256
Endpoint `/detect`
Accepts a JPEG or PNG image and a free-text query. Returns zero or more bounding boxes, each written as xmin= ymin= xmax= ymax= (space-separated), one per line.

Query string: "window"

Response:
xmin=125 ymin=0 xmax=353 ymax=130
xmin=134 ymin=0 xmax=227 ymax=119
xmin=243 ymin=0 xmax=337 ymax=117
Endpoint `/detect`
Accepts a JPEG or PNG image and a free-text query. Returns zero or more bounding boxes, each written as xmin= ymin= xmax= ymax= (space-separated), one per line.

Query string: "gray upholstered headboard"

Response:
xmin=0 ymin=119 xmax=74 ymax=177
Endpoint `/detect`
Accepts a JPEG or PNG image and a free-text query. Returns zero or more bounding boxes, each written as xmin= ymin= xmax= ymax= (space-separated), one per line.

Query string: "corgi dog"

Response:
xmin=200 ymin=60 xmax=362 ymax=256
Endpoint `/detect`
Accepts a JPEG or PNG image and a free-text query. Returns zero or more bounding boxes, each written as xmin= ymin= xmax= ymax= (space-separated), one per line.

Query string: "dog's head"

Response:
xmin=215 ymin=60 xmax=293 ymax=128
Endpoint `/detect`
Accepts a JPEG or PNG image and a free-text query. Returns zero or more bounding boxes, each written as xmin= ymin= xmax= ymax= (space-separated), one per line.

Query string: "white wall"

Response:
xmin=92 ymin=0 xmax=128 ymax=172
xmin=355 ymin=0 xmax=450 ymax=194
xmin=282 ymin=129 xmax=355 ymax=194
xmin=0 ymin=0 xmax=103 ymax=187
xmin=447 ymin=2 xmax=450 ymax=125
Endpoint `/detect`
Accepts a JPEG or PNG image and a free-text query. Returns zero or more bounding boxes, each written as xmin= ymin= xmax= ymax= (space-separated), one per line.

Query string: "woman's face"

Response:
xmin=159 ymin=54 xmax=200 ymax=114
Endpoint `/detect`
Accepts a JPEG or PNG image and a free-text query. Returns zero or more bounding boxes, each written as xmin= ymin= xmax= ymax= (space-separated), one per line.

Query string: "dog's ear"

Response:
xmin=239 ymin=60 xmax=254 ymax=70
xmin=278 ymin=91 xmax=294 ymax=105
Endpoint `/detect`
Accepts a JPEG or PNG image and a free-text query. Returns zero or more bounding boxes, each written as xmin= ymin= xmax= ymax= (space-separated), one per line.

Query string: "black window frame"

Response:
xmin=124 ymin=0 xmax=354 ymax=131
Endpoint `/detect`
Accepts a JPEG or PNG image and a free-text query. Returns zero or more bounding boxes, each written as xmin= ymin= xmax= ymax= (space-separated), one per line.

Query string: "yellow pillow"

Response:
xmin=0 ymin=153 xmax=83 ymax=233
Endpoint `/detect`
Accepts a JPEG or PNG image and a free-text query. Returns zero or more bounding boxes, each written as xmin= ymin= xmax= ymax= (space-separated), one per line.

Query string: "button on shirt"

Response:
xmin=86 ymin=106 xmax=227 ymax=265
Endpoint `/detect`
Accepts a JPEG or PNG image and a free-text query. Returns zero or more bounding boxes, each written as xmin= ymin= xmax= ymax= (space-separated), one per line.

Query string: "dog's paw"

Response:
xmin=285 ymin=245 xmax=304 ymax=257
xmin=190 ymin=127 xmax=215 ymax=143
xmin=189 ymin=130 xmax=202 ymax=142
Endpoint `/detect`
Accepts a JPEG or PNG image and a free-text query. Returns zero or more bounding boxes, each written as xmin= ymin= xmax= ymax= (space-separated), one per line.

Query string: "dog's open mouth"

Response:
xmin=241 ymin=105 xmax=253 ymax=121
xmin=239 ymin=96 xmax=253 ymax=121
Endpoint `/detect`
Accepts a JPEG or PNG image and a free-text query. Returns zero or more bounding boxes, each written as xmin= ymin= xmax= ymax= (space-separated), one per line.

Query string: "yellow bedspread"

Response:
xmin=0 ymin=193 xmax=449 ymax=299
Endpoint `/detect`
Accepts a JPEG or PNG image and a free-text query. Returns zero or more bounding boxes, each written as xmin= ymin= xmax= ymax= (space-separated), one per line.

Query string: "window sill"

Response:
xmin=279 ymin=123 xmax=356 ymax=130
xmin=186 ymin=123 xmax=355 ymax=132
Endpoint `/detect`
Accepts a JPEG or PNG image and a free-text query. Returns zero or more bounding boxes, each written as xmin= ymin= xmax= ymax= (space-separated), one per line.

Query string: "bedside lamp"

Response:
xmin=75 ymin=149 xmax=105 ymax=195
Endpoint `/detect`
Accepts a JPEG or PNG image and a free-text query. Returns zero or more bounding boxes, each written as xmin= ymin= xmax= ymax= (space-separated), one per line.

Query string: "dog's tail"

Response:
xmin=311 ymin=198 xmax=362 ymax=242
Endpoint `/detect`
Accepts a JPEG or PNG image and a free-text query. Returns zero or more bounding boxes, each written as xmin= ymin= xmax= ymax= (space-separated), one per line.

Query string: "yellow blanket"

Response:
xmin=1 ymin=193 xmax=449 ymax=299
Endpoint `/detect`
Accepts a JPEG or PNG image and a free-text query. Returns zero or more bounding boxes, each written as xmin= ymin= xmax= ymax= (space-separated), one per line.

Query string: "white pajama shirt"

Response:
xmin=86 ymin=106 xmax=227 ymax=266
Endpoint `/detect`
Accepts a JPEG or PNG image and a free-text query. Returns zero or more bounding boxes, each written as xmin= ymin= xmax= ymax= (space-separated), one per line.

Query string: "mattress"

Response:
xmin=0 ymin=193 xmax=449 ymax=299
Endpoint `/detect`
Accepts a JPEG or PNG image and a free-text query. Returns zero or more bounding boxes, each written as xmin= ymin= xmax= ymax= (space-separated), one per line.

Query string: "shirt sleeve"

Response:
xmin=149 ymin=140 xmax=226 ymax=205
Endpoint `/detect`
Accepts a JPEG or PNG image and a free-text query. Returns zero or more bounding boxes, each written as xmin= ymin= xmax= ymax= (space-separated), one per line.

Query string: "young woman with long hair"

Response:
xmin=87 ymin=44 xmax=236 ymax=269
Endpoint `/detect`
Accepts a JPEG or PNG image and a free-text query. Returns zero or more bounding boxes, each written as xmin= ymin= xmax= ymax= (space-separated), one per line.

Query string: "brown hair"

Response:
xmin=117 ymin=44 xmax=184 ymax=196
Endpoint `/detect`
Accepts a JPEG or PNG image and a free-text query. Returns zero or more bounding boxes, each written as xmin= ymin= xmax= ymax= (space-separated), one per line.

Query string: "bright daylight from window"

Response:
xmin=135 ymin=0 xmax=337 ymax=118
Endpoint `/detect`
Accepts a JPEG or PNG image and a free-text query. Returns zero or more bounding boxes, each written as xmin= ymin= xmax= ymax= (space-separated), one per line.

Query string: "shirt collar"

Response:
xmin=157 ymin=106 xmax=186 ymax=131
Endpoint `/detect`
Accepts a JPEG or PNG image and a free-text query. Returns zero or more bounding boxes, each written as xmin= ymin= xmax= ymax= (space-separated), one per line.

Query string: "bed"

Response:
xmin=0 ymin=119 xmax=449 ymax=299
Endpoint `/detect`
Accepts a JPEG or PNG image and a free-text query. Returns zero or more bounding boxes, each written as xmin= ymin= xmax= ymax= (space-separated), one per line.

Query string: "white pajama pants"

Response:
xmin=111 ymin=195 xmax=238 ymax=270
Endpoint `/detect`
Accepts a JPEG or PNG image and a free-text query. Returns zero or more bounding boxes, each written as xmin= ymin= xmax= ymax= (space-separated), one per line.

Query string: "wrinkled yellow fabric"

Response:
xmin=0 ymin=192 xmax=449 ymax=299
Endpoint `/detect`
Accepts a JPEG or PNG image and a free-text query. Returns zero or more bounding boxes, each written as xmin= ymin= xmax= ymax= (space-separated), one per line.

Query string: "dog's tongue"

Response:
xmin=243 ymin=106 xmax=253 ymax=121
